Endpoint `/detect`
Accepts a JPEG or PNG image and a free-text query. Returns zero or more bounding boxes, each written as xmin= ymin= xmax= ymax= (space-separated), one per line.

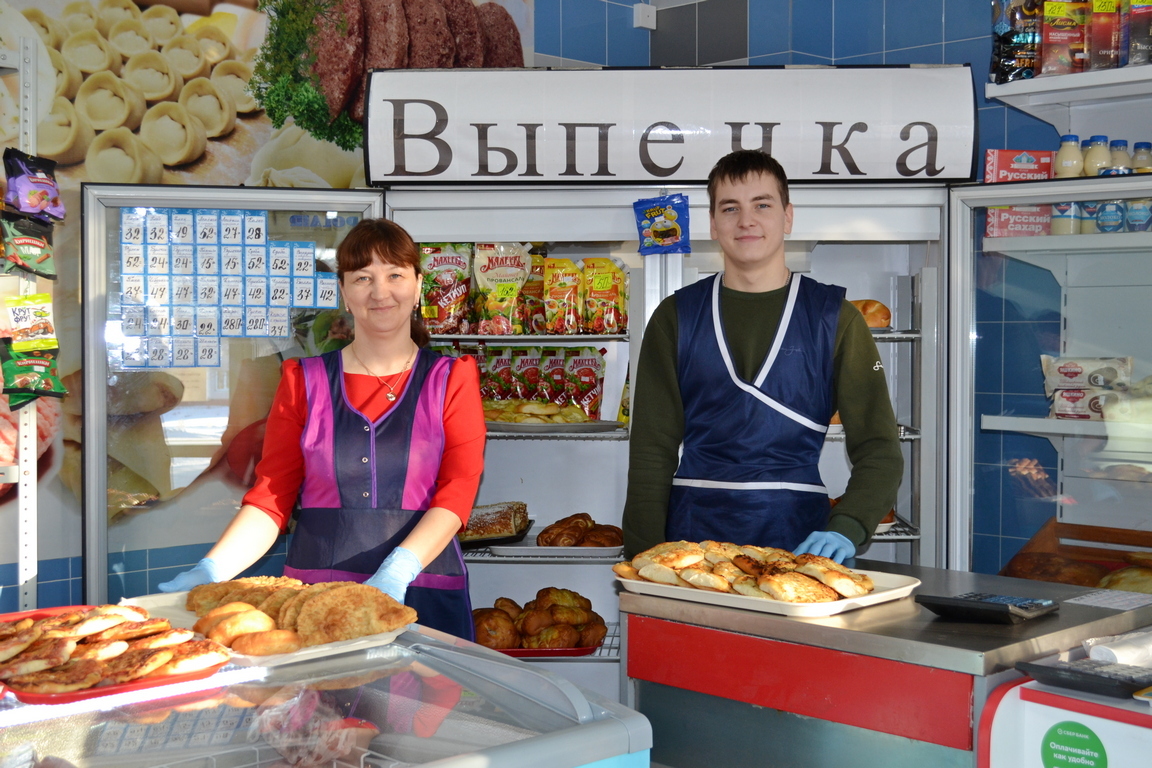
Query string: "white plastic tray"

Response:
xmin=617 ymin=569 xmax=921 ymax=617
xmin=125 ymin=591 xmax=408 ymax=667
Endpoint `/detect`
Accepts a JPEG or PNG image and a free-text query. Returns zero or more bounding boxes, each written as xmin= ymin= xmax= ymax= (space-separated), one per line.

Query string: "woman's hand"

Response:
xmin=364 ymin=547 xmax=423 ymax=604
xmin=157 ymin=557 xmax=224 ymax=592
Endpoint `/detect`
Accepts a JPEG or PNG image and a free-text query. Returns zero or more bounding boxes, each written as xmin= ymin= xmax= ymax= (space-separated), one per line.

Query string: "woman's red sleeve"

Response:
xmin=241 ymin=359 xmax=307 ymax=531
xmin=428 ymin=355 xmax=486 ymax=525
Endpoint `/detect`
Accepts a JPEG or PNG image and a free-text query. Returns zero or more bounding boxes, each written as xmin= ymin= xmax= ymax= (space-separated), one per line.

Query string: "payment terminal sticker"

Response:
xmin=220 ymin=245 xmax=243 ymax=276
xmin=121 ymin=274 xmax=145 ymax=305
xmin=147 ymin=336 xmax=171 ymax=367
xmin=170 ymin=210 xmax=194 ymax=244
xmin=196 ymin=275 xmax=220 ymax=306
xmin=220 ymin=276 xmax=244 ymax=306
xmin=121 ymin=306 xmax=145 ymax=336
xmin=121 ymin=244 xmax=144 ymax=275
xmin=172 ymin=336 xmax=196 ymax=367
xmin=171 ymin=276 xmax=195 ymax=306
xmin=171 ymin=305 xmax=195 ymax=336
xmin=145 ymin=210 xmax=169 ymax=244
xmin=315 ymin=274 xmax=338 ymax=308
xmin=121 ymin=209 xmax=145 ymax=245
xmin=219 ymin=211 xmax=243 ymax=245
xmin=196 ymin=306 xmax=219 ymax=337
xmin=243 ymin=211 xmax=268 ymax=245
xmin=269 ymin=277 xmax=291 ymax=307
xmin=245 ymin=276 xmax=268 ymax=306
xmin=146 ymin=244 xmax=171 ymax=274
xmin=195 ymin=210 xmax=219 ymax=243
xmin=220 ymin=306 xmax=244 ymax=336
xmin=196 ymin=245 xmax=219 ymax=274
xmin=293 ymin=277 xmax=315 ymax=307
xmin=245 ymin=306 xmax=269 ymax=336
xmin=268 ymin=242 xmax=291 ymax=276
xmin=196 ymin=336 xmax=220 ymax=367
xmin=1041 ymin=721 xmax=1106 ymax=768
xmin=244 ymin=245 xmax=267 ymax=275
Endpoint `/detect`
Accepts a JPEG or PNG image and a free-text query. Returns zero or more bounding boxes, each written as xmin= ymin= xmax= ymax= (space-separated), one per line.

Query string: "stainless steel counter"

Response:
xmin=619 ymin=561 xmax=1152 ymax=676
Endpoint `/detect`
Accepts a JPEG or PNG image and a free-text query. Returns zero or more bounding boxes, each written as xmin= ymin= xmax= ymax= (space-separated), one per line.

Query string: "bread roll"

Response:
xmin=849 ymin=299 xmax=892 ymax=328
xmin=231 ymin=630 xmax=304 ymax=656
xmin=207 ymin=610 xmax=275 ymax=647
xmin=193 ymin=602 xmax=257 ymax=636
xmin=472 ymin=608 xmax=520 ymax=650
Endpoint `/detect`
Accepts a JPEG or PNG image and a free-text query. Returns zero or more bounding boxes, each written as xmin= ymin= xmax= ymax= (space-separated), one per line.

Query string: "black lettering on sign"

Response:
xmin=559 ymin=123 xmax=615 ymax=177
xmin=726 ymin=122 xmax=780 ymax=155
xmin=386 ymin=99 xmax=451 ymax=176
xmin=472 ymin=124 xmax=517 ymax=176
xmin=639 ymin=122 xmax=684 ymax=178
xmin=518 ymin=123 xmax=543 ymax=177
xmin=896 ymin=122 xmax=943 ymax=177
xmin=815 ymin=122 xmax=867 ymax=176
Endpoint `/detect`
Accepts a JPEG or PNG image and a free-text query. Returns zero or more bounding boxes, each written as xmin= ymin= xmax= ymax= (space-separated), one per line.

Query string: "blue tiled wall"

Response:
xmin=535 ymin=0 xmax=651 ymax=65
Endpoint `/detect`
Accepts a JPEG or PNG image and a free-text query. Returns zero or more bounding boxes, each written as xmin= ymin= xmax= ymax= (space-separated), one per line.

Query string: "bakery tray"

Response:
xmin=486 ymin=421 xmax=626 ymax=434
xmin=497 ymin=645 xmax=599 ymax=658
xmin=0 ymin=605 xmax=226 ymax=704
xmin=124 ymin=592 xmax=409 ymax=668
xmin=458 ymin=520 xmax=535 ymax=550
xmin=487 ymin=540 xmax=623 ymax=557
xmin=617 ymin=569 xmax=921 ymax=617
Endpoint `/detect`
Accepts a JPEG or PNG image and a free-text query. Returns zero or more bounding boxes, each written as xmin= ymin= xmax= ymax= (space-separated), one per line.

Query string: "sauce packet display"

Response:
xmin=419 ymin=243 xmax=472 ymax=334
xmin=515 ymin=247 xmax=547 ymax=335
xmin=543 ymin=258 xmax=583 ymax=335
xmin=1 ymin=211 xmax=57 ymax=280
xmin=3 ymin=148 xmax=65 ymax=222
xmin=484 ymin=347 xmax=515 ymax=400
xmin=472 ymin=243 xmax=531 ymax=335
xmin=634 ymin=193 xmax=690 ymax=255
xmin=582 ymin=257 xmax=628 ymax=334
xmin=565 ymin=346 xmax=606 ymax=420
xmin=540 ymin=348 xmax=569 ymax=405
xmin=1041 ymin=355 xmax=1132 ymax=396
xmin=510 ymin=347 xmax=542 ymax=400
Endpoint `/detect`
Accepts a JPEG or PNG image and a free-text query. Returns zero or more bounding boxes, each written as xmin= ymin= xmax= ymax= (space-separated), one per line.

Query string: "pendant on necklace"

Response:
xmin=386 ymin=393 xmax=396 ymax=402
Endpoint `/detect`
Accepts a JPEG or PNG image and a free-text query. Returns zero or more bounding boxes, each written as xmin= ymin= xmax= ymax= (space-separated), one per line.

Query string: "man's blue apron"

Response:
xmin=668 ymin=273 xmax=843 ymax=551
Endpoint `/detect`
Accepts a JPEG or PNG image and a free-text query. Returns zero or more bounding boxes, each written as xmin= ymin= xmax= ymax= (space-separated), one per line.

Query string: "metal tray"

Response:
xmin=125 ymin=592 xmax=408 ymax=667
xmin=458 ymin=520 xmax=535 ymax=550
xmin=617 ymin=569 xmax=921 ymax=617
xmin=488 ymin=539 xmax=623 ymax=557
xmin=497 ymin=645 xmax=599 ymax=658
xmin=486 ymin=421 xmax=626 ymax=434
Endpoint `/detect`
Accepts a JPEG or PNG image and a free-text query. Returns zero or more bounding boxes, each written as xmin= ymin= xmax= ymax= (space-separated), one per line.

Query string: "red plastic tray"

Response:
xmin=0 ymin=604 xmax=228 ymax=704
xmin=497 ymin=645 xmax=599 ymax=658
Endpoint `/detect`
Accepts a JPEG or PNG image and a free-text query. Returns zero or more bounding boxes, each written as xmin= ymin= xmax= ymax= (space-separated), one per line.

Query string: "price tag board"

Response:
xmin=196 ymin=306 xmax=219 ymax=337
xmin=196 ymin=275 xmax=220 ymax=305
xmin=171 ymin=275 xmax=195 ymax=306
xmin=121 ymin=274 xmax=145 ymax=306
xmin=244 ymin=211 xmax=268 ymax=245
xmin=220 ymin=306 xmax=245 ymax=337
xmin=121 ymin=244 xmax=145 ymax=275
xmin=196 ymin=245 xmax=219 ymax=274
xmin=292 ymin=243 xmax=316 ymax=276
xmin=171 ymin=244 xmax=195 ymax=275
xmin=245 ymin=276 xmax=268 ymax=306
xmin=244 ymin=245 xmax=267 ymax=275
xmin=219 ymin=211 xmax=243 ymax=245
xmin=172 ymin=336 xmax=196 ymax=367
xmin=171 ymin=305 xmax=196 ymax=336
xmin=122 ymin=337 xmax=147 ymax=368
xmin=145 ymin=210 xmax=169 ymax=245
xmin=147 ymin=305 xmax=172 ymax=336
xmin=146 ymin=275 xmax=171 ymax=305
xmin=269 ymin=276 xmax=291 ymax=307
xmin=196 ymin=336 xmax=220 ymax=367
xmin=120 ymin=209 xmax=145 ymax=245
xmin=147 ymin=244 xmax=171 ymax=274
xmin=170 ymin=210 xmax=194 ymax=244
xmin=293 ymin=277 xmax=315 ymax=308
xmin=268 ymin=307 xmax=291 ymax=338
xmin=220 ymin=245 xmax=243 ymax=276
xmin=121 ymin=306 xmax=145 ymax=336
xmin=268 ymin=242 xmax=291 ymax=276
xmin=147 ymin=336 xmax=171 ymax=367
xmin=245 ymin=306 xmax=269 ymax=337
xmin=195 ymin=210 xmax=219 ymax=243
xmin=315 ymin=274 xmax=339 ymax=308
xmin=220 ymin=276 xmax=244 ymax=306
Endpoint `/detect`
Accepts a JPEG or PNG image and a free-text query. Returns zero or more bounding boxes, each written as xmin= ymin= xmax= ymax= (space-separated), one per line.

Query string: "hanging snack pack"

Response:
xmin=990 ymin=0 xmax=1042 ymax=84
xmin=543 ymin=258 xmax=583 ymax=335
xmin=419 ymin=243 xmax=472 ymax=334
xmin=582 ymin=258 xmax=628 ymax=334
xmin=515 ymin=246 xmax=547 ymax=334
xmin=3 ymin=294 xmax=66 ymax=407
xmin=472 ymin=243 xmax=531 ymax=335
xmin=6 ymin=294 xmax=59 ymax=351
xmin=565 ymin=347 xmax=606 ymax=420
xmin=634 ymin=194 xmax=690 ymax=255
xmin=3 ymin=148 xmax=65 ymax=222
xmin=2 ymin=211 xmax=57 ymax=279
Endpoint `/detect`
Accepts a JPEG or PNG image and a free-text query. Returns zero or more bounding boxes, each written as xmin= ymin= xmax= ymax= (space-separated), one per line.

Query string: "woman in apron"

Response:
xmin=160 ymin=219 xmax=485 ymax=639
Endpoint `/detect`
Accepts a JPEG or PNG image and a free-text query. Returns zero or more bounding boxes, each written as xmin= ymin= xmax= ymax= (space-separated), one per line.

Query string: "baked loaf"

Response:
xmin=849 ymin=299 xmax=892 ymax=328
xmin=472 ymin=588 xmax=605 ymax=651
xmin=1098 ymin=566 xmax=1152 ymax=594
xmin=536 ymin=514 xmax=623 ymax=547
xmin=1002 ymin=552 xmax=1110 ymax=587
xmin=458 ymin=501 xmax=530 ymax=542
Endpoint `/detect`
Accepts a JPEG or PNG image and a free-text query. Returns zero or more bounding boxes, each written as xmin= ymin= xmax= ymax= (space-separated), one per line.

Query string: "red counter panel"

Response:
xmin=627 ymin=615 xmax=975 ymax=750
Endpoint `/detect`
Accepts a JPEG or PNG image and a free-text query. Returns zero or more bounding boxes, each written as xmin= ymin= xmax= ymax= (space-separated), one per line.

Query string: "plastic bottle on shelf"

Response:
xmin=1083 ymin=135 xmax=1113 ymax=176
xmin=1133 ymin=142 xmax=1152 ymax=172
xmin=1110 ymin=140 xmax=1133 ymax=170
xmin=1054 ymin=135 xmax=1084 ymax=178
xmin=1051 ymin=202 xmax=1080 ymax=235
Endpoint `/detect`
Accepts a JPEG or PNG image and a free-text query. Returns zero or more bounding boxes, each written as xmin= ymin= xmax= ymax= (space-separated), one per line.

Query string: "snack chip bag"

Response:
xmin=472 ymin=243 xmax=531 ymax=335
xmin=617 ymin=371 xmax=630 ymax=424
xmin=6 ymin=294 xmax=58 ymax=352
xmin=582 ymin=257 xmax=628 ymax=334
xmin=543 ymin=258 xmax=583 ymax=335
xmin=540 ymin=348 xmax=569 ymax=405
xmin=634 ymin=193 xmax=690 ymax=255
xmin=2 ymin=211 xmax=56 ymax=280
xmin=511 ymin=347 xmax=542 ymax=400
xmin=3 ymin=148 xmax=65 ymax=222
xmin=1 ymin=344 xmax=66 ymax=404
xmin=419 ymin=243 xmax=472 ymax=334
xmin=515 ymin=247 xmax=547 ymax=334
xmin=565 ymin=346 xmax=606 ymax=420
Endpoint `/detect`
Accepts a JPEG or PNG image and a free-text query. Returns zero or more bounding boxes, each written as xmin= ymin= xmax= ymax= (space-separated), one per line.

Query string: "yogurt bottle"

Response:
xmin=1083 ymin=135 xmax=1113 ymax=177
xmin=1133 ymin=142 xmax=1152 ymax=172
xmin=1081 ymin=201 xmax=1101 ymax=233
xmin=1096 ymin=201 xmax=1127 ymax=233
xmin=1050 ymin=201 xmax=1080 ymax=235
xmin=1110 ymin=140 xmax=1133 ymax=170
xmin=1054 ymin=134 xmax=1084 ymax=178
xmin=1126 ymin=199 xmax=1152 ymax=231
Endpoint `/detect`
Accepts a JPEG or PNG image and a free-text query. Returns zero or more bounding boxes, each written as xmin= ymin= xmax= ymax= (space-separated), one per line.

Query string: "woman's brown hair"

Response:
xmin=335 ymin=218 xmax=429 ymax=347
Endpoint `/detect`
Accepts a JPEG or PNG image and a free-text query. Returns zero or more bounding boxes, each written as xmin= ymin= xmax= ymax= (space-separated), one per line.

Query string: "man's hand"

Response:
xmin=794 ymin=531 xmax=855 ymax=563
xmin=364 ymin=547 xmax=423 ymax=604
xmin=157 ymin=557 xmax=224 ymax=592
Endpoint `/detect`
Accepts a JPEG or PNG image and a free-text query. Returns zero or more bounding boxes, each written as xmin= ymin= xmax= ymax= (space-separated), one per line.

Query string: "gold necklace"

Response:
xmin=351 ymin=343 xmax=416 ymax=401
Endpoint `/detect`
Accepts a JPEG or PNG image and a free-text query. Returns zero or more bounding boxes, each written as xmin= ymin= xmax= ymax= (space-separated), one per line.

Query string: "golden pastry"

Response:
xmin=140 ymin=102 xmax=207 ymax=166
xmin=178 ymin=76 xmax=236 ymax=138
xmin=95 ymin=0 xmax=142 ymax=39
xmin=75 ymin=71 xmax=146 ymax=131
xmin=48 ymin=48 xmax=83 ymax=101
xmin=38 ymin=97 xmax=93 ymax=167
xmin=61 ymin=1 xmax=98 ymax=36
xmin=193 ymin=24 xmax=236 ymax=67
xmin=210 ymin=59 xmax=258 ymax=113
xmin=62 ymin=28 xmax=122 ymax=77
xmin=107 ymin=18 xmax=154 ymax=60
xmin=141 ymin=5 xmax=184 ymax=46
xmin=124 ymin=50 xmax=184 ymax=103
xmin=162 ymin=35 xmax=211 ymax=82
xmin=85 ymin=127 xmax=164 ymax=183
xmin=22 ymin=8 xmax=68 ymax=50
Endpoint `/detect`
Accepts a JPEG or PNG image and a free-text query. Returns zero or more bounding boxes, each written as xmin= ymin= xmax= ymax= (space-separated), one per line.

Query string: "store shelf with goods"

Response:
xmin=434 ymin=334 xmax=629 ymax=344
xmin=464 ymin=549 xmax=622 ymax=566
xmin=981 ymin=415 xmax=1152 ymax=441
xmin=985 ymin=66 xmax=1152 ymax=138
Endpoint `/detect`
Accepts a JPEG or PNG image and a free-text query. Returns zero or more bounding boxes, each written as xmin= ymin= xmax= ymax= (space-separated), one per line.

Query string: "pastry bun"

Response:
xmin=849 ymin=299 xmax=891 ymax=328
xmin=516 ymin=401 xmax=560 ymax=415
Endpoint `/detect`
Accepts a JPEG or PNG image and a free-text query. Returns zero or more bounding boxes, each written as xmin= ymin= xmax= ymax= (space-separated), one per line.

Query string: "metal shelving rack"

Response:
xmin=1 ymin=37 xmax=42 ymax=610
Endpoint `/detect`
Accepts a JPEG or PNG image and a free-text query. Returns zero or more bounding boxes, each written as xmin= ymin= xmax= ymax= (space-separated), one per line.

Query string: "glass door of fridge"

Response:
xmin=949 ymin=178 xmax=1152 ymax=585
xmin=81 ymin=185 xmax=384 ymax=604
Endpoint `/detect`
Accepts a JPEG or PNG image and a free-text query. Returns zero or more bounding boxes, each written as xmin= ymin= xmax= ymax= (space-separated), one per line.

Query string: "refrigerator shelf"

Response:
xmin=982 ymin=415 xmax=1152 ymax=441
xmin=512 ymin=623 xmax=621 ymax=664
xmin=871 ymin=329 xmax=921 ymax=342
xmin=432 ymin=334 xmax=629 ymax=343
xmin=825 ymin=425 xmax=920 ymax=442
xmin=464 ymin=549 xmax=621 ymax=565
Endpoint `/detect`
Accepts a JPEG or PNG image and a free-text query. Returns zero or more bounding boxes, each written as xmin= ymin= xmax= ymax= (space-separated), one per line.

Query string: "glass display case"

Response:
xmin=950 ymin=177 xmax=1152 ymax=585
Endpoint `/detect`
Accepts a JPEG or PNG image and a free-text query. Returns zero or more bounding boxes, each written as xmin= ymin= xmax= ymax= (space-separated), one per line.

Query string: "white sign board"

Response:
xmin=365 ymin=67 xmax=976 ymax=184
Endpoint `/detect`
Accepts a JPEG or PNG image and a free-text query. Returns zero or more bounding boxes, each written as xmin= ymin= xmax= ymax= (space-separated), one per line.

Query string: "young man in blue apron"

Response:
xmin=623 ymin=151 xmax=902 ymax=563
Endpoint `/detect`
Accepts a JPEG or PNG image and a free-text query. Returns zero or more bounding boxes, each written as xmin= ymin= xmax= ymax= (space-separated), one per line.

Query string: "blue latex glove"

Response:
xmin=157 ymin=557 xmax=224 ymax=593
xmin=364 ymin=547 xmax=423 ymax=604
xmin=793 ymin=531 xmax=856 ymax=563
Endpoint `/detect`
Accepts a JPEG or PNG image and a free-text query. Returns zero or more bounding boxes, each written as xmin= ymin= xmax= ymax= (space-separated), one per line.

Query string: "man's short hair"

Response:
xmin=707 ymin=150 xmax=790 ymax=213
